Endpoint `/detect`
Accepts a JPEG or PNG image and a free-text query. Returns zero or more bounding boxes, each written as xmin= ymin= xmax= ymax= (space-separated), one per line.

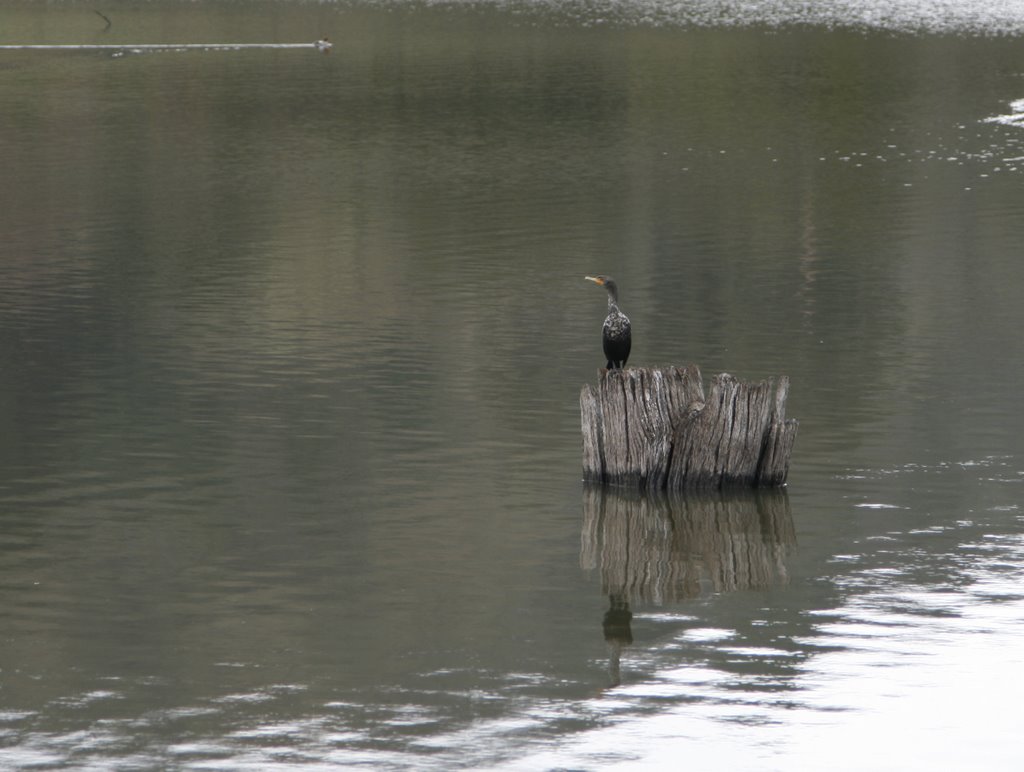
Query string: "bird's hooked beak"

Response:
xmin=585 ymin=276 xmax=605 ymax=286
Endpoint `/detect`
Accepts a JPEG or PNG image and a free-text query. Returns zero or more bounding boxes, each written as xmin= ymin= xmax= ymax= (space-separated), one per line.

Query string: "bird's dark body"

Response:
xmin=586 ymin=275 xmax=632 ymax=370
xmin=602 ymin=311 xmax=631 ymax=369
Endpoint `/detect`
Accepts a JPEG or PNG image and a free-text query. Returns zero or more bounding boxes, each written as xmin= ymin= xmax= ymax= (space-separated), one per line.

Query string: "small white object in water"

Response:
xmin=316 ymin=38 xmax=332 ymax=51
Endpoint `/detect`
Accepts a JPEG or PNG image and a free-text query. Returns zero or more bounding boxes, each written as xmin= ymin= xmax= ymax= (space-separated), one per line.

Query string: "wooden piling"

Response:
xmin=580 ymin=365 xmax=797 ymax=490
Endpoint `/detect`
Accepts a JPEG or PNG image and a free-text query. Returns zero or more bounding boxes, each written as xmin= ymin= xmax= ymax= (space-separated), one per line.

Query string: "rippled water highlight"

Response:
xmin=360 ymin=0 xmax=1024 ymax=34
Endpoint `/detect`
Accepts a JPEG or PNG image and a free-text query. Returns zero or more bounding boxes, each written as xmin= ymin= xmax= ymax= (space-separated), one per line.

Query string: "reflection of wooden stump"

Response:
xmin=580 ymin=365 xmax=798 ymax=490
xmin=581 ymin=486 xmax=795 ymax=605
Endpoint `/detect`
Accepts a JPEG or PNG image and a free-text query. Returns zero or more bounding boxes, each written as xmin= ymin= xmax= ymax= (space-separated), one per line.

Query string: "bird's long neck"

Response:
xmin=604 ymin=283 xmax=619 ymax=309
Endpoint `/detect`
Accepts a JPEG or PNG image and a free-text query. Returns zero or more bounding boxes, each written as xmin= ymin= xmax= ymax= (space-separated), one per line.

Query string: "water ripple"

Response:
xmin=386 ymin=0 xmax=1024 ymax=34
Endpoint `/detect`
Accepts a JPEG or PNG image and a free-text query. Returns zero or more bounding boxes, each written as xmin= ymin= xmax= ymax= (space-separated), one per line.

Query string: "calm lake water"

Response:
xmin=2 ymin=1 xmax=1024 ymax=769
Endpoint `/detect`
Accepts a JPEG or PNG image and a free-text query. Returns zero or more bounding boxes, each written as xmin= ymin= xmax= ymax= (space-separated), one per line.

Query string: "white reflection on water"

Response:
xmin=495 ymin=459 xmax=1024 ymax=771
xmin=504 ymin=549 xmax=1024 ymax=771
xmin=427 ymin=0 xmax=1024 ymax=33
xmin=985 ymin=97 xmax=1024 ymax=128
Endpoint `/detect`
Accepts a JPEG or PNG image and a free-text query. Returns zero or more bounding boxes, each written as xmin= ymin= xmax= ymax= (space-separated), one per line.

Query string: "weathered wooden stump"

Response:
xmin=580 ymin=365 xmax=798 ymax=490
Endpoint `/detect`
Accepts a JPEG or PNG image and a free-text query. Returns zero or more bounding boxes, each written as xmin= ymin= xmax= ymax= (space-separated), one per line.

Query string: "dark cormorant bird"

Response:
xmin=585 ymin=275 xmax=631 ymax=370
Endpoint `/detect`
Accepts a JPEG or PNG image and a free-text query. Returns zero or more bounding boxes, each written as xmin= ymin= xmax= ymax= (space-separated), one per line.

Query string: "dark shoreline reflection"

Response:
xmin=582 ymin=486 xmax=796 ymax=683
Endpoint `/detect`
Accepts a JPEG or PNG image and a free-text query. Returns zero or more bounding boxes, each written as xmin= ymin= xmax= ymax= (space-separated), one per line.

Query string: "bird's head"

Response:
xmin=586 ymin=275 xmax=619 ymax=295
xmin=586 ymin=275 xmax=620 ymax=304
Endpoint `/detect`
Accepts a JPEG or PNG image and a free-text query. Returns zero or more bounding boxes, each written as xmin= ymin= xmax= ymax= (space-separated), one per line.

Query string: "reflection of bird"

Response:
xmin=603 ymin=593 xmax=633 ymax=688
xmin=585 ymin=275 xmax=631 ymax=370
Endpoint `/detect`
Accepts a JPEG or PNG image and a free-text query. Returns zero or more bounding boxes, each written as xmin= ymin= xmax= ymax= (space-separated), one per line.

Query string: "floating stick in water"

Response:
xmin=0 ymin=41 xmax=330 ymax=52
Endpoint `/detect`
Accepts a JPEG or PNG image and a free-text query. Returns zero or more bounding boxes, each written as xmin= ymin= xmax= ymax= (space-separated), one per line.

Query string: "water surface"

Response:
xmin=2 ymin=1 xmax=1024 ymax=769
